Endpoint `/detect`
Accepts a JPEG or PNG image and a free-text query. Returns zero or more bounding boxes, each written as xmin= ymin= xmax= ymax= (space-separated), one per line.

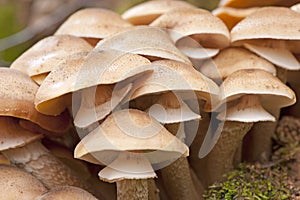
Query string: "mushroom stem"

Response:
xmin=204 ymin=121 xmax=253 ymax=185
xmin=117 ymin=179 xmax=148 ymax=200
xmin=2 ymin=140 xmax=90 ymax=190
xmin=161 ymin=123 xmax=200 ymax=200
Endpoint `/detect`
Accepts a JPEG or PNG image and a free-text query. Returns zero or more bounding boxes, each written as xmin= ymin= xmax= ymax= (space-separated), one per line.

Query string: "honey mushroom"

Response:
xmin=75 ymin=109 xmax=189 ymax=200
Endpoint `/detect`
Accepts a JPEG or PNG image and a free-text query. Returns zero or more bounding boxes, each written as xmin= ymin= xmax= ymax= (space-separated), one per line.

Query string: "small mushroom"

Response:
xmin=147 ymin=92 xmax=202 ymax=200
xmin=199 ymin=69 xmax=296 ymax=185
xmin=121 ymin=0 xmax=196 ymax=25
xmin=95 ymin=26 xmax=191 ymax=64
xmin=0 ymin=165 xmax=47 ymax=200
xmin=291 ymin=3 xmax=300 ymax=13
xmin=10 ymin=35 xmax=92 ymax=85
xmin=150 ymin=8 xmax=230 ymax=61
xmin=35 ymin=186 xmax=98 ymax=200
xmin=55 ymin=8 xmax=132 ymax=46
xmin=75 ymin=109 xmax=189 ymax=200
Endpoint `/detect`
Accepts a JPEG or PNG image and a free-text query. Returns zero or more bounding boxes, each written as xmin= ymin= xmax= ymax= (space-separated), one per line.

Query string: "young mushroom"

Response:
xmin=10 ymin=35 xmax=92 ymax=85
xmin=75 ymin=109 xmax=189 ymax=200
xmin=147 ymin=92 xmax=202 ymax=200
xmin=150 ymin=8 xmax=230 ymax=62
xmin=55 ymin=8 xmax=132 ymax=46
xmin=201 ymin=69 xmax=296 ymax=185
xmin=0 ymin=165 xmax=47 ymax=200
xmin=121 ymin=0 xmax=196 ymax=25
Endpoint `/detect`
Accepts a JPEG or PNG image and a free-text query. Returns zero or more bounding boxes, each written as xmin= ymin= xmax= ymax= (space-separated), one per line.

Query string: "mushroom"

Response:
xmin=147 ymin=92 xmax=202 ymax=200
xmin=218 ymin=0 xmax=300 ymax=8
xmin=212 ymin=7 xmax=258 ymax=30
xmin=0 ymin=165 xmax=47 ymax=200
xmin=150 ymin=8 xmax=230 ymax=62
xmin=10 ymin=35 xmax=93 ymax=85
xmin=230 ymin=6 xmax=300 ymax=161
xmin=200 ymin=47 xmax=277 ymax=84
xmin=55 ymin=8 xmax=132 ymax=46
xmin=95 ymin=26 xmax=191 ymax=64
xmin=75 ymin=109 xmax=189 ymax=200
xmin=0 ymin=68 xmax=90 ymax=190
xmin=35 ymin=186 xmax=98 ymax=200
xmin=35 ymin=49 xmax=153 ymax=117
xmin=199 ymin=69 xmax=296 ymax=185
xmin=121 ymin=0 xmax=196 ymax=25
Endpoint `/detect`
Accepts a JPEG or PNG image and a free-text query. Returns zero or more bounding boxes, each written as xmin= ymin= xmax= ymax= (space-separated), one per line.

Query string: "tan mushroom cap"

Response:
xmin=35 ymin=186 xmax=97 ymax=200
xmin=0 ymin=117 xmax=42 ymax=151
xmin=147 ymin=92 xmax=201 ymax=124
xmin=291 ymin=3 xmax=300 ymax=13
xmin=218 ymin=0 xmax=300 ymax=8
xmin=122 ymin=0 xmax=196 ymax=25
xmin=35 ymin=50 xmax=152 ymax=115
xmin=0 ymin=165 xmax=47 ymax=200
xmin=74 ymin=83 xmax=132 ymax=128
xmin=95 ymin=26 xmax=191 ymax=64
xmin=75 ymin=109 xmax=189 ymax=165
xmin=0 ymin=68 xmax=70 ymax=133
xmin=130 ymin=60 xmax=220 ymax=104
xmin=200 ymin=47 xmax=276 ymax=81
xmin=11 ymin=35 xmax=92 ymax=77
xmin=231 ymin=7 xmax=300 ymax=49
xmin=212 ymin=7 xmax=258 ymax=30
xmin=150 ymin=8 xmax=230 ymax=49
xmin=220 ymin=69 xmax=296 ymax=112
xmin=55 ymin=8 xmax=132 ymax=41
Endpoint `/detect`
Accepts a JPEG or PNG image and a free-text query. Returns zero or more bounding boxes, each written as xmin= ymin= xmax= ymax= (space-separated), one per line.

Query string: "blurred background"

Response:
xmin=0 ymin=0 xmax=220 ymax=66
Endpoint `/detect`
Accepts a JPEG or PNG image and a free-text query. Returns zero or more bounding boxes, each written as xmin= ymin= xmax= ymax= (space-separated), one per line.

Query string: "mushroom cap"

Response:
xmin=0 ymin=117 xmax=42 ymax=151
xmin=200 ymin=47 xmax=276 ymax=81
xmin=98 ymin=151 xmax=157 ymax=182
xmin=74 ymin=109 xmax=189 ymax=165
xmin=212 ymin=7 xmax=258 ymax=30
xmin=35 ymin=50 xmax=152 ymax=115
xmin=243 ymin=43 xmax=300 ymax=70
xmin=0 ymin=68 xmax=70 ymax=133
xmin=95 ymin=26 xmax=191 ymax=64
xmin=231 ymin=7 xmax=300 ymax=46
xmin=147 ymin=92 xmax=201 ymax=124
xmin=11 ymin=35 xmax=92 ymax=77
xmin=55 ymin=8 xmax=132 ymax=40
xmin=220 ymin=69 xmax=296 ymax=111
xmin=0 ymin=165 xmax=47 ymax=200
xmin=219 ymin=0 xmax=300 ymax=8
xmin=150 ymin=8 xmax=230 ymax=49
xmin=74 ymin=83 xmax=132 ymax=128
xmin=130 ymin=59 xmax=220 ymax=104
xmin=35 ymin=186 xmax=97 ymax=200
xmin=122 ymin=0 xmax=196 ymax=25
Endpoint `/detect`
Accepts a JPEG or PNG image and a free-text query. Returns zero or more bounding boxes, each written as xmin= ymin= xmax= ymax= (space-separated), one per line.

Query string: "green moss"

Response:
xmin=203 ymin=164 xmax=291 ymax=200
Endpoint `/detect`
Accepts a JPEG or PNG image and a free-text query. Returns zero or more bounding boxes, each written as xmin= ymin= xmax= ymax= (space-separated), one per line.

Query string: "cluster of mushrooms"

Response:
xmin=1 ymin=0 xmax=300 ymax=199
